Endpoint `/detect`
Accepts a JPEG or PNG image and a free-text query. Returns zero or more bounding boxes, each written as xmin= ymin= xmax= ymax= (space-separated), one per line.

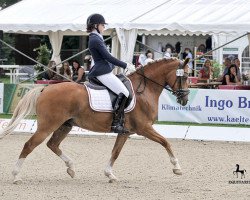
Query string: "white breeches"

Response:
xmin=96 ymin=72 xmax=129 ymax=97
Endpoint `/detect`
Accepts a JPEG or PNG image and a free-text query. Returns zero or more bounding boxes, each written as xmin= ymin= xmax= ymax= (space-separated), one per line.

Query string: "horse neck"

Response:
xmin=131 ymin=59 xmax=178 ymax=107
xmin=142 ymin=59 xmax=178 ymax=96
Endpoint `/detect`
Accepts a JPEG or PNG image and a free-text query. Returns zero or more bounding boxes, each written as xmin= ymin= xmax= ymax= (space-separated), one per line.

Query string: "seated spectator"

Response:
xmin=72 ymin=60 xmax=85 ymax=83
xmin=43 ymin=60 xmax=57 ymax=80
xmin=222 ymin=57 xmax=232 ymax=76
xmin=144 ymin=50 xmax=154 ymax=65
xmin=197 ymin=44 xmax=206 ymax=53
xmin=222 ymin=64 xmax=241 ymax=85
xmin=84 ymin=55 xmax=92 ymax=71
xmin=198 ymin=59 xmax=213 ymax=81
xmin=217 ymin=57 xmax=232 ymax=81
xmin=184 ymin=48 xmax=193 ymax=76
xmin=164 ymin=48 xmax=172 ymax=58
xmin=233 ymin=58 xmax=241 ymax=81
xmin=138 ymin=52 xmax=146 ymax=66
xmin=59 ymin=61 xmax=72 ymax=80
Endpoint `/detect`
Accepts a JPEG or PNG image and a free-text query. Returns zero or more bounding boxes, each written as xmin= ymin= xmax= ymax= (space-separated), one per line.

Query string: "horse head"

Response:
xmin=130 ymin=57 xmax=189 ymax=106
xmin=165 ymin=58 xmax=190 ymax=106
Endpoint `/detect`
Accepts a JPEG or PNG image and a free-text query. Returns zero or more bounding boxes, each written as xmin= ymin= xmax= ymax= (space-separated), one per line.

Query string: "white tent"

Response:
xmin=0 ymin=0 xmax=250 ymax=64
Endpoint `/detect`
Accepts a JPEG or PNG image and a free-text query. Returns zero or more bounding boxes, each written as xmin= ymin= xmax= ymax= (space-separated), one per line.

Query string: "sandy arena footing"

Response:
xmin=0 ymin=134 xmax=250 ymax=200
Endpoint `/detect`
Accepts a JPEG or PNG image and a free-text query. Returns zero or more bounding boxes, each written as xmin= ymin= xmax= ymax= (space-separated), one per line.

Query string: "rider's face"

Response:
xmin=97 ymin=24 xmax=105 ymax=34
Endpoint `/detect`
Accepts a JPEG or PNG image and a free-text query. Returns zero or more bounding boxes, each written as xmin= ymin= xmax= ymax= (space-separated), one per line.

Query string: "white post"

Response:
xmin=194 ymin=46 xmax=197 ymax=77
xmin=248 ymin=33 xmax=250 ymax=57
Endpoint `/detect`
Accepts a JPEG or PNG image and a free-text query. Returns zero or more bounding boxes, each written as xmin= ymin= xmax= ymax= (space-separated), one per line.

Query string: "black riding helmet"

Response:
xmin=87 ymin=13 xmax=107 ymax=26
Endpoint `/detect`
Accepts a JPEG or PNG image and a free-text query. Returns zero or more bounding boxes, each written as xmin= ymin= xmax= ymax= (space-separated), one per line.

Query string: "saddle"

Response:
xmin=84 ymin=74 xmax=136 ymax=113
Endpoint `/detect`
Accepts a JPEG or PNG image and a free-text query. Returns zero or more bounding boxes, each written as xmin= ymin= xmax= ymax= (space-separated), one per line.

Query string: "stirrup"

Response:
xmin=111 ymin=125 xmax=129 ymax=134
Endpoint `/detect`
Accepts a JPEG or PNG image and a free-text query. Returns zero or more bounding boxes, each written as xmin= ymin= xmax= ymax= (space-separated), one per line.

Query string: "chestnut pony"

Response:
xmin=0 ymin=58 xmax=190 ymax=184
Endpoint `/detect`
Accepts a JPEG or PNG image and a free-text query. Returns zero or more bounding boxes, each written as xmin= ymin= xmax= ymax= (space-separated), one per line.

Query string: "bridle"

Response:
xmin=135 ymin=59 xmax=190 ymax=104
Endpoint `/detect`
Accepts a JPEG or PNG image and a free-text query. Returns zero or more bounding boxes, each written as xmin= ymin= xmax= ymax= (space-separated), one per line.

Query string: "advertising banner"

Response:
xmin=3 ymin=84 xmax=16 ymax=113
xmin=158 ymin=89 xmax=250 ymax=125
xmin=8 ymin=84 xmax=39 ymax=113
xmin=3 ymin=84 xmax=43 ymax=114
xmin=0 ymin=119 xmax=35 ymax=133
xmin=0 ymin=83 xmax=3 ymax=113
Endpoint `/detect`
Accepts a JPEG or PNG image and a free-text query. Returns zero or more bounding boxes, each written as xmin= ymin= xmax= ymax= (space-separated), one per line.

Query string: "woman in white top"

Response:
xmin=144 ymin=50 xmax=154 ymax=65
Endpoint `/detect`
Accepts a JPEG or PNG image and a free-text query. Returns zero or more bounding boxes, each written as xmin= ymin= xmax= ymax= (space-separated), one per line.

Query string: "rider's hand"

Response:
xmin=125 ymin=63 xmax=136 ymax=75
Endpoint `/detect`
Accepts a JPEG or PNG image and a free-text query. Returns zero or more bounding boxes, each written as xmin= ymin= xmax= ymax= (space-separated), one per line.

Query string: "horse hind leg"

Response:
xmin=104 ymin=134 xmax=129 ymax=183
xmin=12 ymin=130 xmax=52 ymax=184
xmin=46 ymin=121 xmax=75 ymax=178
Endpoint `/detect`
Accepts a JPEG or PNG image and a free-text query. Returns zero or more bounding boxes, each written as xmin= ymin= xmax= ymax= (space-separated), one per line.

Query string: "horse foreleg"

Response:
xmin=141 ymin=126 xmax=182 ymax=175
xmin=105 ymin=134 xmax=129 ymax=183
xmin=12 ymin=130 xmax=51 ymax=184
xmin=46 ymin=124 xmax=74 ymax=178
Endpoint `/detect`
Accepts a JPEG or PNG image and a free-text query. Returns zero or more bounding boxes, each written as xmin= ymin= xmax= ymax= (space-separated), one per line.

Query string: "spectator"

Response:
xmin=198 ymin=59 xmax=213 ymax=80
xmin=222 ymin=64 xmax=241 ymax=85
xmin=164 ymin=48 xmax=172 ymax=58
xmin=43 ymin=60 xmax=57 ymax=80
xmin=72 ymin=60 xmax=85 ymax=83
xmin=233 ymin=58 xmax=241 ymax=81
xmin=184 ymin=48 xmax=193 ymax=75
xmin=217 ymin=57 xmax=231 ymax=81
xmin=144 ymin=50 xmax=154 ymax=65
xmin=222 ymin=57 xmax=232 ymax=76
xmin=59 ymin=61 xmax=72 ymax=80
xmin=84 ymin=55 xmax=92 ymax=71
xmin=138 ymin=52 xmax=146 ymax=66
xmin=197 ymin=44 xmax=206 ymax=53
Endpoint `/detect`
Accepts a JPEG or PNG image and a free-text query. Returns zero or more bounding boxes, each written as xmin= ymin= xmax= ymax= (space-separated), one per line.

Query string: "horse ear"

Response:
xmin=181 ymin=58 xmax=190 ymax=69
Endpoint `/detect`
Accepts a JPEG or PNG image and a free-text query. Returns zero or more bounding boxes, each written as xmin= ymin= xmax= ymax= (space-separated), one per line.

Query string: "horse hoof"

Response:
xmin=67 ymin=168 xmax=75 ymax=178
xmin=173 ymin=169 xmax=182 ymax=175
xmin=109 ymin=178 xmax=118 ymax=183
xmin=13 ymin=179 xmax=23 ymax=185
xmin=105 ymin=172 xmax=118 ymax=183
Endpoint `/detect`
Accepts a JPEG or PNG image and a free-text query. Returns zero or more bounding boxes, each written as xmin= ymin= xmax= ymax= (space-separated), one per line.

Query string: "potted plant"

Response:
xmin=212 ymin=60 xmax=222 ymax=79
xmin=33 ymin=44 xmax=51 ymax=80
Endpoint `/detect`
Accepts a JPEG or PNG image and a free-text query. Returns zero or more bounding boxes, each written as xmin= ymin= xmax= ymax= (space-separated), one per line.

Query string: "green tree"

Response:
xmin=1 ymin=33 xmax=15 ymax=64
xmin=0 ymin=0 xmax=20 ymax=64
xmin=212 ymin=60 xmax=222 ymax=79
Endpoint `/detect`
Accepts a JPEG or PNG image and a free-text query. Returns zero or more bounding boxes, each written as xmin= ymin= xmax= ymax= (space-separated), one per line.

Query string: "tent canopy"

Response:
xmin=0 ymin=0 xmax=250 ymax=66
xmin=0 ymin=0 xmax=250 ymax=35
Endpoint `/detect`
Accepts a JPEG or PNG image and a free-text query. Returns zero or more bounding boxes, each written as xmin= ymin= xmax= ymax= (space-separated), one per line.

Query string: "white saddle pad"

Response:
xmin=84 ymin=85 xmax=136 ymax=113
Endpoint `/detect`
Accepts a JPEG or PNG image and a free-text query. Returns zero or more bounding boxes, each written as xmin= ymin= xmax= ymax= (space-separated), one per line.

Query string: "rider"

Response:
xmin=86 ymin=13 xmax=136 ymax=134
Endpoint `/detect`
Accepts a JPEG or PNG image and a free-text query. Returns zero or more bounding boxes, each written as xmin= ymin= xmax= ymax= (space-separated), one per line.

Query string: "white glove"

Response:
xmin=125 ymin=63 xmax=136 ymax=75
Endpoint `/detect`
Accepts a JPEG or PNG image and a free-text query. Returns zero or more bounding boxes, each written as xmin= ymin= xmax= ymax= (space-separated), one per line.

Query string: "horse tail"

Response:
xmin=0 ymin=86 xmax=45 ymax=139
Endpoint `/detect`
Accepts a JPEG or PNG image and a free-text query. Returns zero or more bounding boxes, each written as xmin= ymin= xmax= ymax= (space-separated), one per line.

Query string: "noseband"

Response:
xmin=170 ymin=62 xmax=190 ymax=103
xmin=135 ymin=61 xmax=190 ymax=102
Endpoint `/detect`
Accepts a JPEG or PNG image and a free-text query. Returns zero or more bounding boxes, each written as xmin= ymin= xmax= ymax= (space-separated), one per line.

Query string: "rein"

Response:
xmin=135 ymin=61 xmax=189 ymax=96
xmin=135 ymin=67 xmax=173 ymax=94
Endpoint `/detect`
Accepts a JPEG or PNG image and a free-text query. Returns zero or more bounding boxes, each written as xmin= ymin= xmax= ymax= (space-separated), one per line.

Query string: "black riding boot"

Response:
xmin=111 ymin=93 xmax=129 ymax=134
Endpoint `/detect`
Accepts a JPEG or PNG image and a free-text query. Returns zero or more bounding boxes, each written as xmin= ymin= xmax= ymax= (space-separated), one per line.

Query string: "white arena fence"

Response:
xmin=0 ymin=118 xmax=250 ymax=142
